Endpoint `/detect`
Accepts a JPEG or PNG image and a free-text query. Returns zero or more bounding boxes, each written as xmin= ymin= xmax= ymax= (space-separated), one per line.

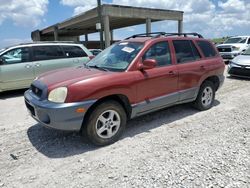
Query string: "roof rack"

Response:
xmin=125 ymin=32 xmax=166 ymax=39
xmin=125 ymin=32 xmax=203 ymax=39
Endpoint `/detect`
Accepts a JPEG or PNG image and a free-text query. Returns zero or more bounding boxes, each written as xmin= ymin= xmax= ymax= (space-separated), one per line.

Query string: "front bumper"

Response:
xmin=24 ymin=90 xmax=96 ymax=131
xmin=219 ymin=52 xmax=240 ymax=60
xmin=228 ymin=63 xmax=250 ymax=78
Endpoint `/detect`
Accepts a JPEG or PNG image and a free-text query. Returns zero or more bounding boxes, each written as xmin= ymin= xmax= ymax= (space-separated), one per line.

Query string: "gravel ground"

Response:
xmin=0 ymin=70 xmax=249 ymax=188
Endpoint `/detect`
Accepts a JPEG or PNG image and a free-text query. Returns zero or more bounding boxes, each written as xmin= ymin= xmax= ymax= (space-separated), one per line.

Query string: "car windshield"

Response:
xmin=224 ymin=37 xmax=247 ymax=44
xmin=242 ymin=47 xmax=250 ymax=55
xmin=86 ymin=42 xmax=143 ymax=72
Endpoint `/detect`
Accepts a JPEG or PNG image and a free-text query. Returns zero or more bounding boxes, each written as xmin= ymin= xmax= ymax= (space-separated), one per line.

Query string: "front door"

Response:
xmin=0 ymin=47 xmax=34 ymax=91
xmin=134 ymin=41 xmax=178 ymax=115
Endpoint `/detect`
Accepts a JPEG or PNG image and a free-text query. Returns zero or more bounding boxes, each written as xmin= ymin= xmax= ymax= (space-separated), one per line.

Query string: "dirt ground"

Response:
xmin=0 ymin=70 xmax=249 ymax=188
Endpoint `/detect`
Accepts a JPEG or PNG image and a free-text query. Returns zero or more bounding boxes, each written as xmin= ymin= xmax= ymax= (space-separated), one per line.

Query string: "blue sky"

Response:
xmin=0 ymin=0 xmax=249 ymax=48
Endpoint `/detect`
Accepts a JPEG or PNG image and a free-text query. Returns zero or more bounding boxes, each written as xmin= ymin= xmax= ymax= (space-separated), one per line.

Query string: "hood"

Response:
xmin=217 ymin=43 xmax=246 ymax=48
xmin=232 ymin=55 xmax=250 ymax=66
xmin=38 ymin=66 xmax=111 ymax=89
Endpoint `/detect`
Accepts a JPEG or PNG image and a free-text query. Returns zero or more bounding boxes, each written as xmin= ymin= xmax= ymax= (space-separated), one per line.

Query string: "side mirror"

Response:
xmin=138 ymin=59 xmax=157 ymax=70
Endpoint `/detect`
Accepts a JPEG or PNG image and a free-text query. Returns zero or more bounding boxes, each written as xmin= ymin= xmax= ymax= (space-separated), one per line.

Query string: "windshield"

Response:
xmin=224 ymin=37 xmax=247 ymax=44
xmin=86 ymin=42 xmax=143 ymax=72
xmin=242 ymin=47 xmax=250 ymax=55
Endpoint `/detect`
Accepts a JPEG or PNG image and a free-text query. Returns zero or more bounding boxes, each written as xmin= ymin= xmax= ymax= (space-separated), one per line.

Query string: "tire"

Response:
xmin=83 ymin=100 xmax=127 ymax=146
xmin=193 ymin=81 xmax=215 ymax=111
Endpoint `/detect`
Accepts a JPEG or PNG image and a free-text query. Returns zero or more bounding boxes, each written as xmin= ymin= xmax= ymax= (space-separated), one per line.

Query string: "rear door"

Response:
xmin=0 ymin=47 xmax=34 ymax=91
xmin=32 ymin=45 xmax=70 ymax=77
xmin=172 ymin=40 xmax=205 ymax=101
xmin=61 ymin=45 xmax=90 ymax=65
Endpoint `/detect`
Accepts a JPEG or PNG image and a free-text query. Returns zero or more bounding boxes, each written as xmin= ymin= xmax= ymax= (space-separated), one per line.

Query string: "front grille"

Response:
xmin=229 ymin=67 xmax=250 ymax=77
xmin=25 ymin=100 xmax=35 ymax=116
xmin=221 ymin=54 xmax=233 ymax=59
xmin=31 ymin=84 xmax=43 ymax=98
xmin=217 ymin=47 xmax=231 ymax=52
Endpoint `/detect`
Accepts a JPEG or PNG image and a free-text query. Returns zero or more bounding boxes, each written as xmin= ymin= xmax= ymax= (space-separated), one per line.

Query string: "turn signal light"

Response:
xmin=76 ymin=108 xmax=85 ymax=113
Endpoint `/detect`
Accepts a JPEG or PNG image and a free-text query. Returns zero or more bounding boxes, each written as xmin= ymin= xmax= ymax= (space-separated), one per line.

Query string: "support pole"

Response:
xmin=178 ymin=20 xmax=183 ymax=33
xmin=146 ymin=18 xmax=151 ymax=35
xmin=104 ymin=15 xmax=110 ymax=48
xmin=97 ymin=0 xmax=104 ymax=49
xmin=85 ymin=34 xmax=88 ymax=42
xmin=54 ymin=26 xmax=58 ymax=41
xmin=110 ymin=30 xmax=114 ymax=43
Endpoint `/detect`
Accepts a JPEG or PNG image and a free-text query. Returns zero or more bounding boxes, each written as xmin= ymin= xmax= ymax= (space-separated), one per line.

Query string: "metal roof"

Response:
xmin=33 ymin=4 xmax=183 ymax=38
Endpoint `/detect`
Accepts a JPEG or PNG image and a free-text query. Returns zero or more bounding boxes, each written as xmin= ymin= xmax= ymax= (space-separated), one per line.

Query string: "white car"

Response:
xmin=217 ymin=36 xmax=250 ymax=61
xmin=228 ymin=46 xmax=250 ymax=78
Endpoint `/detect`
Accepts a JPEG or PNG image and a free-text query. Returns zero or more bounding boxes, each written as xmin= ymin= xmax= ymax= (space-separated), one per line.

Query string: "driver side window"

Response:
xmin=143 ymin=42 xmax=172 ymax=67
xmin=0 ymin=47 xmax=30 ymax=65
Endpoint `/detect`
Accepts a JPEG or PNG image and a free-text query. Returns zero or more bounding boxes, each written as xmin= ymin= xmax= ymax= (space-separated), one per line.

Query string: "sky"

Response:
xmin=0 ymin=0 xmax=249 ymax=48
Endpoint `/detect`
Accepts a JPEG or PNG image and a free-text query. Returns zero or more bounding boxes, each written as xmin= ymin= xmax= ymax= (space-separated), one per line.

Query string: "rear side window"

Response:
xmin=143 ymin=42 xmax=172 ymax=66
xmin=173 ymin=40 xmax=201 ymax=63
xmin=61 ymin=45 xmax=87 ymax=58
xmin=33 ymin=45 xmax=64 ymax=61
xmin=196 ymin=41 xmax=217 ymax=58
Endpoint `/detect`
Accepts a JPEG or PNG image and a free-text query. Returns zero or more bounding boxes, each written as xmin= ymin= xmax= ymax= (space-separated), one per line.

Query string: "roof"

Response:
xmin=0 ymin=42 xmax=86 ymax=53
xmin=32 ymin=4 xmax=183 ymax=38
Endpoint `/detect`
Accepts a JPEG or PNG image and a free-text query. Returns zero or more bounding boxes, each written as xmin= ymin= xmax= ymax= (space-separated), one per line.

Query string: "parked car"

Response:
xmin=24 ymin=32 xmax=225 ymax=146
xmin=89 ymin=49 xmax=102 ymax=56
xmin=228 ymin=46 xmax=250 ymax=78
xmin=0 ymin=42 xmax=93 ymax=92
xmin=217 ymin=36 xmax=250 ymax=61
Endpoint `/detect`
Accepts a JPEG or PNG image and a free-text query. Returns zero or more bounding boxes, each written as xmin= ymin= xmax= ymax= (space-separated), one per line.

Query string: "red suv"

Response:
xmin=24 ymin=32 xmax=225 ymax=146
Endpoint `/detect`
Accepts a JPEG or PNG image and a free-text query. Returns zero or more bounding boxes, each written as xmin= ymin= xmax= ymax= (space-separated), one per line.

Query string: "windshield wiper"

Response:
xmin=88 ymin=65 xmax=109 ymax=71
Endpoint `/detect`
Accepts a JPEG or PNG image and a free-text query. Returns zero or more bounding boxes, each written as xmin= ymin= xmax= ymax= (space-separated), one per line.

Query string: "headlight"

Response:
xmin=229 ymin=61 xmax=240 ymax=67
xmin=232 ymin=46 xmax=240 ymax=51
xmin=48 ymin=87 xmax=68 ymax=103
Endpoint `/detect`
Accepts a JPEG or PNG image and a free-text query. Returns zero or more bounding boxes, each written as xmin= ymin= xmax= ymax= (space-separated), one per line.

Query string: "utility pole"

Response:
xmin=97 ymin=0 xmax=104 ymax=49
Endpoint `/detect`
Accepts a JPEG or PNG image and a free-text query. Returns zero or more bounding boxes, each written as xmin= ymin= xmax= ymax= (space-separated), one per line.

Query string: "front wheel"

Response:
xmin=194 ymin=81 xmax=215 ymax=111
xmin=83 ymin=100 xmax=127 ymax=146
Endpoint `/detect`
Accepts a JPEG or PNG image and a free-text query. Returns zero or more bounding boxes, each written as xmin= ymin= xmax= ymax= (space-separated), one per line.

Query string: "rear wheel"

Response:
xmin=194 ymin=81 xmax=215 ymax=111
xmin=83 ymin=100 xmax=127 ymax=146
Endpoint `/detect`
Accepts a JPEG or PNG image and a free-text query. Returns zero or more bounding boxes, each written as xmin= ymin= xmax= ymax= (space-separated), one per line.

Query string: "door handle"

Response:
xmin=25 ymin=64 xmax=32 ymax=69
xmin=168 ymin=71 xmax=176 ymax=75
xmin=35 ymin=63 xmax=41 ymax=67
xmin=200 ymin=65 xmax=206 ymax=70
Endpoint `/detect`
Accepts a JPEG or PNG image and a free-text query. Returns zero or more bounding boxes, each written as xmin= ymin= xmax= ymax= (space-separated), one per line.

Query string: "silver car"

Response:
xmin=228 ymin=47 xmax=250 ymax=78
xmin=0 ymin=42 xmax=93 ymax=92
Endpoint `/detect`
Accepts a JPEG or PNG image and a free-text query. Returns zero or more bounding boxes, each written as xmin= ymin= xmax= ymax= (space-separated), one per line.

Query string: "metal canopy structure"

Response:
xmin=31 ymin=4 xmax=184 ymax=48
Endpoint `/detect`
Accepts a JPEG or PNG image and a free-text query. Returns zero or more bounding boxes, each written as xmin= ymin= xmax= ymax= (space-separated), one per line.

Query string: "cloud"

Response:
xmin=111 ymin=0 xmax=250 ymax=38
xmin=60 ymin=0 xmax=250 ymax=38
xmin=218 ymin=0 xmax=246 ymax=13
xmin=60 ymin=0 xmax=98 ymax=15
xmin=0 ymin=0 xmax=48 ymax=27
xmin=0 ymin=38 xmax=31 ymax=49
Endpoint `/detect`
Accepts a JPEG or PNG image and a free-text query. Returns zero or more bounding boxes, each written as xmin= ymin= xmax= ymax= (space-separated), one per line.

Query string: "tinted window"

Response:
xmin=196 ymin=41 xmax=217 ymax=57
xmin=61 ymin=45 xmax=87 ymax=58
xmin=247 ymin=39 xmax=250 ymax=44
xmin=0 ymin=47 xmax=30 ymax=64
xmin=33 ymin=45 xmax=64 ymax=61
xmin=173 ymin=40 xmax=201 ymax=63
xmin=143 ymin=42 xmax=172 ymax=66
